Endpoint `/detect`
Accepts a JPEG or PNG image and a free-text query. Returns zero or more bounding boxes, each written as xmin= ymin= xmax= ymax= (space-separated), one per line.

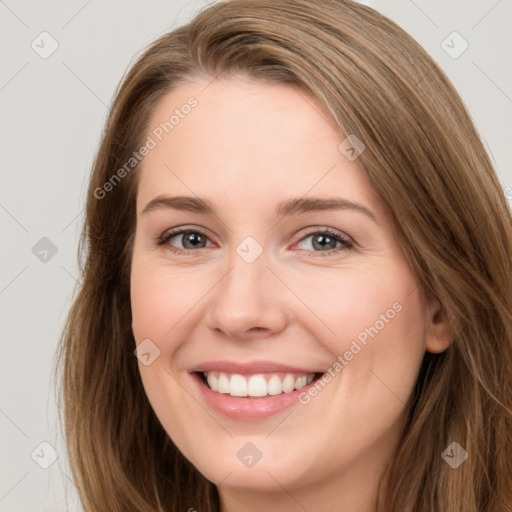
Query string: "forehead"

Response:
xmin=136 ymin=76 xmax=386 ymax=220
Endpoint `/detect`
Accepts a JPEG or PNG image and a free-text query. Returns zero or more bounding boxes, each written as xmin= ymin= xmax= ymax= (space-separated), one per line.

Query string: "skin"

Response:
xmin=130 ymin=75 xmax=453 ymax=512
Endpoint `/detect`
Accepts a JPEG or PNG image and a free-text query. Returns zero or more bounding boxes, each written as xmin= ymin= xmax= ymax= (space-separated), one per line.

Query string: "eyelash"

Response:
xmin=157 ymin=227 xmax=354 ymax=257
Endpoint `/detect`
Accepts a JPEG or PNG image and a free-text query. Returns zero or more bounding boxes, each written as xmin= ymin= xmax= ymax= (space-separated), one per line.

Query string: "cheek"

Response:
xmin=289 ymin=261 xmax=427 ymax=404
xmin=130 ymin=259 xmax=201 ymax=342
xmin=131 ymin=268 xmax=169 ymax=340
xmin=288 ymin=260 xmax=423 ymax=348
xmin=130 ymin=259 xmax=208 ymax=453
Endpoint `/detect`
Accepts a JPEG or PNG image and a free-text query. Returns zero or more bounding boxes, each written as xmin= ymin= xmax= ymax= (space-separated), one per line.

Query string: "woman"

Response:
xmin=56 ymin=0 xmax=512 ymax=510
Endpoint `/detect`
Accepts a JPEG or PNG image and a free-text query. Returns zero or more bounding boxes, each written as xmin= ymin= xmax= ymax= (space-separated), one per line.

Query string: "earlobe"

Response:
xmin=425 ymin=296 xmax=455 ymax=354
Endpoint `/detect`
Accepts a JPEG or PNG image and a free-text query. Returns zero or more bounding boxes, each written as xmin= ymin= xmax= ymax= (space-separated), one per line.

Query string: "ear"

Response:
xmin=424 ymin=295 xmax=454 ymax=354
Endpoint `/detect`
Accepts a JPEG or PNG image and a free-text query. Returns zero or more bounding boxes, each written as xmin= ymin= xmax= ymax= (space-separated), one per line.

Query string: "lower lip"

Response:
xmin=191 ymin=372 xmax=319 ymax=420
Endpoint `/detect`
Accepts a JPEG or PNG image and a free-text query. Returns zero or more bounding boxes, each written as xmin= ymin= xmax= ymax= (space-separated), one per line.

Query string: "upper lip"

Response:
xmin=189 ymin=360 xmax=321 ymax=375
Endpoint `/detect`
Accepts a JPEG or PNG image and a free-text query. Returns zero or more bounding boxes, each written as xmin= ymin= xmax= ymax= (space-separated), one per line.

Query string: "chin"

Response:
xmin=182 ymin=436 xmax=312 ymax=490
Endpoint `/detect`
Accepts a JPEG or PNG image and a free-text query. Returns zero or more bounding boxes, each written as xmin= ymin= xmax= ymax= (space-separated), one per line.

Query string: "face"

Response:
xmin=130 ymin=76 xmax=437 ymax=500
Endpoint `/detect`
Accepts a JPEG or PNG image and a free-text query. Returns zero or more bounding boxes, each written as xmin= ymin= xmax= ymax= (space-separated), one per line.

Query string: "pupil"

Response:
xmin=182 ymin=232 xmax=204 ymax=248
xmin=314 ymin=234 xmax=336 ymax=250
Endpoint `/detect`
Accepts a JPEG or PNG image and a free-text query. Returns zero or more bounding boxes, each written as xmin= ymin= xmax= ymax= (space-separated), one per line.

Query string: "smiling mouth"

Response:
xmin=198 ymin=371 xmax=322 ymax=398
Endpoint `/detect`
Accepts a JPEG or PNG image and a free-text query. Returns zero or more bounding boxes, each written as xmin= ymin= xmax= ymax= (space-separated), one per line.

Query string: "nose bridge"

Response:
xmin=222 ymin=231 xmax=269 ymax=287
xmin=206 ymin=235 xmax=287 ymax=337
xmin=219 ymin=236 xmax=270 ymax=313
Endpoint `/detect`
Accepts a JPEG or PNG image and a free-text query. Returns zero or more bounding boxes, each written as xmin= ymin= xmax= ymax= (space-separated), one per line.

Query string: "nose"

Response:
xmin=204 ymin=248 xmax=289 ymax=340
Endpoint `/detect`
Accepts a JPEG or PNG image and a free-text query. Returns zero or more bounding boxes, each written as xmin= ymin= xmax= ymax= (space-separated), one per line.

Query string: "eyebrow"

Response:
xmin=141 ymin=195 xmax=377 ymax=222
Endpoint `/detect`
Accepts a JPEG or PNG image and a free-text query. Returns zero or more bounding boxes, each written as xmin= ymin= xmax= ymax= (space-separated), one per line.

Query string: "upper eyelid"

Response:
xmin=160 ymin=226 xmax=350 ymax=239
xmin=160 ymin=227 xmax=215 ymax=244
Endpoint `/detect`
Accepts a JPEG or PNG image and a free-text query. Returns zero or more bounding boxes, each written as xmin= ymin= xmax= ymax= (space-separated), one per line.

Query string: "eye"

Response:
xmin=293 ymin=227 xmax=353 ymax=255
xmin=158 ymin=229 xmax=214 ymax=255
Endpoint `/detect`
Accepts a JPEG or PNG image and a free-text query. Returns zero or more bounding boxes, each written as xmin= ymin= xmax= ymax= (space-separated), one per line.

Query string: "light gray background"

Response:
xmin=1 ymin=1 xmax=510 ymax=510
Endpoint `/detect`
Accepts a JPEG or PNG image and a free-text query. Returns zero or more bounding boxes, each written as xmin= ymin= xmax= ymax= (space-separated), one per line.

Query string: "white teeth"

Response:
xmin=230 ymin=374 xmax=248 ymax=397
xmin=247 ymin=375 xmax=267 ymax=397
xmin=203 ymin=371 xmax=316 ymax=397
xmin=207 ymin=372 xmax=218 ymax=392
xmin=267 ymin=375 xmax=282 ymax=395
xmin=218 ymin=373 xmax=230 ymax=394
xmin=282 ymin=374 xmax=295 ymax=393
xmin=294 ymin=376 xmax=306 ymax=390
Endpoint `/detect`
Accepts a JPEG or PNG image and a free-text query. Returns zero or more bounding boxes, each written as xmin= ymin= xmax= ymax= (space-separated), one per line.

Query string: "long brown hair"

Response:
xmin=55 ymin=0 xmax=512 ymax=510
